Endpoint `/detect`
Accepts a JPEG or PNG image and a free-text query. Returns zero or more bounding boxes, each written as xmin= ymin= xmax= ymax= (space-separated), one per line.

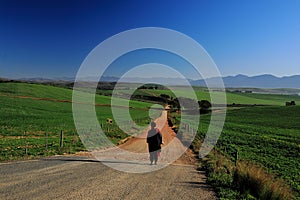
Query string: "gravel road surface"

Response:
xmin=0 ymin=156 xmax=216 ymax=200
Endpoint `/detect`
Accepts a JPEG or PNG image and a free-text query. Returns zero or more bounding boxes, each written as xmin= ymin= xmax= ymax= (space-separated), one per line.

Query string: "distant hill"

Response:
xmin=0 ymin=77 xmax=11 ymax=82
xmin=93 ymin=74 xmax=300 ymax=89
xmin=1 ymin=82 xmax=300 ymax=106
xmin=2 ymin=74 xmax=300 ymax=89
xmin=191 ymin=74 xmax=300 ymax=89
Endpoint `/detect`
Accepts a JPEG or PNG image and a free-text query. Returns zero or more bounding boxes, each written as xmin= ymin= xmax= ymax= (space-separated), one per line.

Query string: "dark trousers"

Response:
xmin=149 ymin=151 xmax=158 ymax=163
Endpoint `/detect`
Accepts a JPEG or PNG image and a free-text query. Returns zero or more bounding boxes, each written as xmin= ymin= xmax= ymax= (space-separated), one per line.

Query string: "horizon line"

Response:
xmin=1 ymin=73 xmax=300 ymax=81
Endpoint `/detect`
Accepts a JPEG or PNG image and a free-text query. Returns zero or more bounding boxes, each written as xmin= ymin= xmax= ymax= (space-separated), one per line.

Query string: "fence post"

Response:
xmin=45 ymin=132 xmax=48 ymax=152
xmin=24 ymin=131 xmax=28 ymax=156
xmin=60 ymin=130 xmax=63 ymax=148
xmin=235 ymin=149 xmax=239 ymax=166
xmin=107 ymin=124 xmax=110 ymax=132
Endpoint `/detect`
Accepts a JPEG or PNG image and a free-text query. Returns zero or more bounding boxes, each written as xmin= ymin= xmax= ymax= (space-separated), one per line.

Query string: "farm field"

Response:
xmin=0 ymin=82 xmax=153 ymax=160
xmin=197 ymin=106 xmax=300 ymax=197
xmin=100 ymin=86 xmax=300 ymax=106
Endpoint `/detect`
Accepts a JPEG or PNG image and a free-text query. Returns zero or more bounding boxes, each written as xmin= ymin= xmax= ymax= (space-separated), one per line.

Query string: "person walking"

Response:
xmin=146 ymin=121 xmax=162 ymax=165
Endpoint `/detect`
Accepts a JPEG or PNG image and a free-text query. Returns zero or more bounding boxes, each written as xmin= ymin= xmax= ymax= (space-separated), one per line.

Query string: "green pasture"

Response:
xmin=0 ymin=82 xmax=72 ymax=100
xmin=0 ymin=82 xmax=153 ymax=160
xmin=99 ymin=86 xmax=300 ymax=106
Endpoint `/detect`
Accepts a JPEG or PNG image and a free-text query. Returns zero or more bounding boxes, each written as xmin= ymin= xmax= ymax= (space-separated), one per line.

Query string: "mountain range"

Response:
xmin=4 ymin=74 xmax=300 ymax=89
xmin=191 ymin=74 xmax=300 ymax=89
xmin=99 ymin=74 xmax=300 ymax=89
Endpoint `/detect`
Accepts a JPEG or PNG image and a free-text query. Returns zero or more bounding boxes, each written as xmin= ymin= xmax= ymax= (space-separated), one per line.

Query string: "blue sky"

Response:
xmin=0 ymin=0 xmax=299 ymax=79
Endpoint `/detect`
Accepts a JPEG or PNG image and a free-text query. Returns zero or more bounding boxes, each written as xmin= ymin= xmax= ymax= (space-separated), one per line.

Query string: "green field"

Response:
xmin=0 ymin=82 xmax=153 ymax=160
xmin=101 ymin=86 xmax=300 ymax=106
xmin=196 ymin=106 xmax=300 ymax=197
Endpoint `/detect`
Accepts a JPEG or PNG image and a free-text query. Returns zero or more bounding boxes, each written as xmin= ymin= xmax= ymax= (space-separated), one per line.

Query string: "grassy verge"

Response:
xmin=200 ymin=151 xmax=295 ymax=199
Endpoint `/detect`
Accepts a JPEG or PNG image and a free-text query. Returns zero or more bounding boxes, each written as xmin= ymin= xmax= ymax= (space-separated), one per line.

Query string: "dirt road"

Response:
xmin=92 ymin=111 xmax=196 ymax=172
xmin=0 ymin=111 xmax=216 ymax=200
